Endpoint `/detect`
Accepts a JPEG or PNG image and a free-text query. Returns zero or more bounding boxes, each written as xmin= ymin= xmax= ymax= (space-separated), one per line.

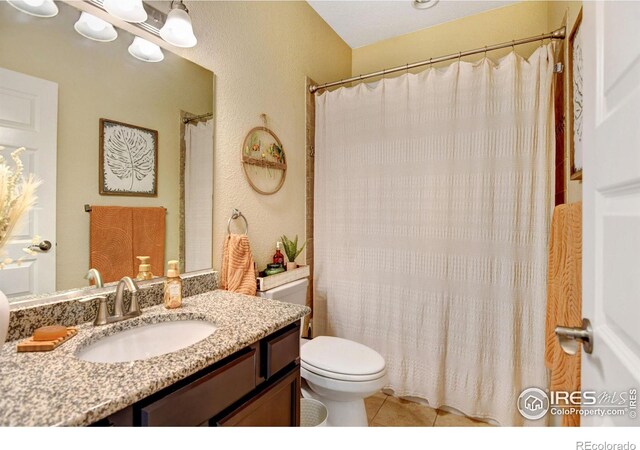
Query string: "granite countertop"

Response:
xmin=0 ymin=290 xmax=310 ymax=426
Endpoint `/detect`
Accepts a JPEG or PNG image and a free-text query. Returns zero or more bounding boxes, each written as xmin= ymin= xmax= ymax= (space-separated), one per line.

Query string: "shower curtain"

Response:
xmin=184 ymin=118 xmax=213 ymax=272
xmin=314 ymin=45 xmax=555 ymax=426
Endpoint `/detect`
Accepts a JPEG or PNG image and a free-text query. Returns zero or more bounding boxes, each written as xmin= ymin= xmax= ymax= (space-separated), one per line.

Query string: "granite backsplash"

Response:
xmin=6 ymin=270 xmax=218 ymax=342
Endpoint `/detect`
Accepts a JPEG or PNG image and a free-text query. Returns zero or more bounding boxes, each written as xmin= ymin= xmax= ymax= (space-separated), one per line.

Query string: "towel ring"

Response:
xmin=227 ymin=209 xmax=249 ymax=235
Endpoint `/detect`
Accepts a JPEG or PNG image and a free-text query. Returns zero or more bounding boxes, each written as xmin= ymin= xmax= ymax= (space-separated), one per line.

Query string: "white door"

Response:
xmin=581 ymin=1 xmax=640 ymax=425
xmin=0 ymin=67 xmax=57 ymax=298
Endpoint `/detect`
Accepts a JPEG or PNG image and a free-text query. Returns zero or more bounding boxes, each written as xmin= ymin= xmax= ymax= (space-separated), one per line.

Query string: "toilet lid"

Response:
xmin=301 ymin=336 xmax=386 ymax=380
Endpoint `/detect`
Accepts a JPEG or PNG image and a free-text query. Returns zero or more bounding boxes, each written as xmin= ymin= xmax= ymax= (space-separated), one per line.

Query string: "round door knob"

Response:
xmin=28 ymin=240 xmax=52 ymax=253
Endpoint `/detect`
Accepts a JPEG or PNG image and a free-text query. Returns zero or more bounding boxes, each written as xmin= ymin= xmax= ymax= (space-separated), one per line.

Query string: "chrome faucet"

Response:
xmin=80 ymin=276 xmax=141 ymax=326
xmin=85 ymin=268 xmax=104 ymax=288
xmin=113 ymin=276 xmax=141 ymax=319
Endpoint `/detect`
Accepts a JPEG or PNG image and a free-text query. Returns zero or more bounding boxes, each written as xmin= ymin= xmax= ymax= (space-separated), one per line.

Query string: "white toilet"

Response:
xmin=257 ymin=278 xmax=387 ymax=427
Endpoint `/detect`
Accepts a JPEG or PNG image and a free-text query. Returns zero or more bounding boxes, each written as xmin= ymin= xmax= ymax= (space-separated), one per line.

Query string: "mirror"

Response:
xmin=0 ymin=1 xmax=214 ymax=303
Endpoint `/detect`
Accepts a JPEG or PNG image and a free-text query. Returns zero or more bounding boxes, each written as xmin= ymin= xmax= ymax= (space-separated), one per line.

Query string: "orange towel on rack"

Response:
xmin=545 ymin=202 xmax=582 ymax=427
xmin=90 ymin=206 xmax=166 ymax=283
xmin=132 ymin=207 xmax=165 ymax=279
xmin=221 ymin=234 xmax=256 ymax=296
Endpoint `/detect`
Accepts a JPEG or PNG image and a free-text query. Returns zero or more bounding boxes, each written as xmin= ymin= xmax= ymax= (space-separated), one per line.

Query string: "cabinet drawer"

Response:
xmin=141 ymin=347 xmax=256 ymax=426
xmin=217 ymin=365 xmax=301 ymax=427
xmin=262 ymin=321 xmax=300 ymax=379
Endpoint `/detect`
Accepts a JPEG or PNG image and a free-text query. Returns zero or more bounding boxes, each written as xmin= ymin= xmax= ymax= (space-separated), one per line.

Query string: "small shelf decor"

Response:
xmin=241 ymin=114 xmax=287 ymax=195
xmin=281 ymin=234 xmax=305 ymax=271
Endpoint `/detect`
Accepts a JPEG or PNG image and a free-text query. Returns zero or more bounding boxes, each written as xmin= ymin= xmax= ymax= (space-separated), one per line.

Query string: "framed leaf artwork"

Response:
xmin=99 ymin=119 xmax=158 ymax=196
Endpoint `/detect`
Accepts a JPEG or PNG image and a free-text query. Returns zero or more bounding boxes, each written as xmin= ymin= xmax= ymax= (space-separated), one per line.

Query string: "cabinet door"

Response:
xmin=217 ymin=366 xmax=300 ymax=427
xmin=261 ymin=321 xmax=300 ymax=380
xmin=140 ymin=347 xmax=257 ymax=426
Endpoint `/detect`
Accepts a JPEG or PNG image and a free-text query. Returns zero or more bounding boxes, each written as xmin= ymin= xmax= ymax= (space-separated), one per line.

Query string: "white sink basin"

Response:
xmin=77 ymin=320 xmax=217 ymax=363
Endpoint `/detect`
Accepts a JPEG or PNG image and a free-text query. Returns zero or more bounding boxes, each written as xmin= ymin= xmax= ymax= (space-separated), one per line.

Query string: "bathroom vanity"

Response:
xmin=0 ymin=288 xmax=309 ymax=427
xmin=95 ymin=321 xmax=301 ymax=427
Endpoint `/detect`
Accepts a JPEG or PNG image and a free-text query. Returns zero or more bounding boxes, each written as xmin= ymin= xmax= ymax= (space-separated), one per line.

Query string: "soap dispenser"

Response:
xmin=136 ymin=256 xmax=154 ymax=281
xmin=164 ymin=260 xmax=182 ymax=309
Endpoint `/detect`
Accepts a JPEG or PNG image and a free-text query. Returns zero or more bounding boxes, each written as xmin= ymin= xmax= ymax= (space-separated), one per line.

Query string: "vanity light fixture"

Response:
xmin=7 ymin=0 xmax=58 ymax=18
xmin=412 ymin=0 xmax=439 ymax=10
xmin=159 ymin=1 xmax=197 ymax=48
xmin=103 ymin=0 xmax=147 ymax=23
xmin=74 ymin=12 xmax=118 ymax=42
xmin=128 ymin=36 xmax=164 ymax=62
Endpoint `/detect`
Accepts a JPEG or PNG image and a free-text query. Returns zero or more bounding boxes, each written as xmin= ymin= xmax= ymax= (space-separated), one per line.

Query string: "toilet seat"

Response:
xmin=301 ymin=365 xmax=387 ymax=396
xmin=301 ymin=360 xmax=386 ymax=382
xmin=300 ymin=336 xmax=386 ymax=382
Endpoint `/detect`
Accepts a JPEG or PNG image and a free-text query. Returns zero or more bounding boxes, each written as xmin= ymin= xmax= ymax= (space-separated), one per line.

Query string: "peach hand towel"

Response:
xmin=132 ymin=207 xmax=166 ymax=279
xmin=545 ymin=202 xmax=582 ymax=427
xmin=221 ymin=234 xmax=256 ymax=296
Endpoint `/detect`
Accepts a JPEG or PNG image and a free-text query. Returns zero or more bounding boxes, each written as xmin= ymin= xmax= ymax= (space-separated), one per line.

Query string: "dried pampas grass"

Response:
xmin=0 ymin=148 xmax=41 ymax=265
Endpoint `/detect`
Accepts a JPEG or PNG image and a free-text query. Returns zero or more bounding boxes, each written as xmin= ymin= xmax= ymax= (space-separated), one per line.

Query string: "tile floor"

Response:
xmin=364 ymin=392 xmax=493 ymax=427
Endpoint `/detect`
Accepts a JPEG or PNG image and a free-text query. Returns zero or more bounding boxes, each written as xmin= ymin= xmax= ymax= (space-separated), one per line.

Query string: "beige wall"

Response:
xmin=352 ymin=0 xmax=582 ymax=203
xmin=548 ymin=0 xmax=583 ymax=203
xmin=167 ymin=1 xmax=352 ymax=271
xmin=0 ymin=3 xmax=213 ymax=290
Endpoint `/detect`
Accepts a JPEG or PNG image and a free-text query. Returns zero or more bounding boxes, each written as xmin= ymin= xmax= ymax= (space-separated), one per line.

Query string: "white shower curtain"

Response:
xmin=314 ymin=45 xmax=555 ymax=426
xmin=185 ymin=118 xmax=214 ymax=272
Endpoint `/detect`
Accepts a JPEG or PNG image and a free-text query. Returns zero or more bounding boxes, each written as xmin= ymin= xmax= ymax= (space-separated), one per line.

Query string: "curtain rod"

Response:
xmin=183 ymin=113 xmax=213 ymax=124
xmin=309 ymin=26 xmax=566 ymax=94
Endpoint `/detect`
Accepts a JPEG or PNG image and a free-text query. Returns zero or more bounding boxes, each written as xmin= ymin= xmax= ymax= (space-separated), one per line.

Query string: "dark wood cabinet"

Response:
xmin=216 ymin=366 xmax=300 ymax=427
xmin=93 ymin=321 xmax=301 ymax=427
xmin=141 ymin=347 xmax=257 ymax=426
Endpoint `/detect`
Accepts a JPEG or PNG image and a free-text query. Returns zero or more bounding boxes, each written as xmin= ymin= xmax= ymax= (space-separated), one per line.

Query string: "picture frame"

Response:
xmin=99 ymin=118 xmax=158 ymax=197
xmin=568 ymin=8 xmax=583 ymax=181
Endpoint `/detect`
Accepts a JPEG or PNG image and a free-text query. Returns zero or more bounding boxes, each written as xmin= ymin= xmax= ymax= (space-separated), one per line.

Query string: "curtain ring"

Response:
xmin=405 ymin=63 xmax=409 ymax=74
xmin=512 ymin=40 xmax=516 ymax=51
xmin=458 ymin=51 xmax=462 ymax=62
xmin=484 ymin=46 xmax=488 ymax=58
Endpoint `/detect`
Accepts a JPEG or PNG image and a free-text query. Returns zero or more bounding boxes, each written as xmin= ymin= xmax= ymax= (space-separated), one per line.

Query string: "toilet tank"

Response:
xmin=257 ymin=278 xmax=308 ymax=306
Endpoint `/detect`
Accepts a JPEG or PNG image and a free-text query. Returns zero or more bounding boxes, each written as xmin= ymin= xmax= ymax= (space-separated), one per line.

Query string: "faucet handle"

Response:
xmin=80 ymin=295 xmax=109 ymax=326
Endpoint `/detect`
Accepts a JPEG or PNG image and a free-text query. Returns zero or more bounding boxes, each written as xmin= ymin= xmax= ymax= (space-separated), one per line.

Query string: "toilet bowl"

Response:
xmin=300 ymin=336 xmax=387 ymax=426
xmin=257 ymin=278 xmax=387 ymax=427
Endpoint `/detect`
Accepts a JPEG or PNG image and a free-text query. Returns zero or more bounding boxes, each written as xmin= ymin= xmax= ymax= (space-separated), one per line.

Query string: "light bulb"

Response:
xmin=128 ymin=37 xmax=164 ymax=63
xmin=74 ymin=12 xmax=118 ymax=42
xmin=159 ymin=2 xmax=197 ymax=48
xmin=23 ymin=0 xmax=45 ymax=7
xmin=139 ymin=40 xmax=155 ymax=56
xmin=86 ymin=14 xmax=107 ymax=32
xmin=7 ymin=0 xmax=58 ymax=17
xmin=119 ymin=0 xmax=135 ymax=11
xmin=103 ymin=0 xmax=147 ymax=23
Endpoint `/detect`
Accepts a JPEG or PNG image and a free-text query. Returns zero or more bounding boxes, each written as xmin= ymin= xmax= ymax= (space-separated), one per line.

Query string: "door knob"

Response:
xmin=555 ymin=318 xmax=593 ymax=355
xmin=28 ymin=240 xmax=52 ymax=253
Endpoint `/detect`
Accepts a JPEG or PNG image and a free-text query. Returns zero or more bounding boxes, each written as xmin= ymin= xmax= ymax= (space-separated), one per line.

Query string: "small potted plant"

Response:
xmin=280 ymin=234 xmax=305 ymax=271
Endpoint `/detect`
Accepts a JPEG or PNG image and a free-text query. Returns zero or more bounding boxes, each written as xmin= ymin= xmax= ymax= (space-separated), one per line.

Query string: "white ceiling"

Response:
xmin=307 ymin=0 xmax=517 ymax=48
